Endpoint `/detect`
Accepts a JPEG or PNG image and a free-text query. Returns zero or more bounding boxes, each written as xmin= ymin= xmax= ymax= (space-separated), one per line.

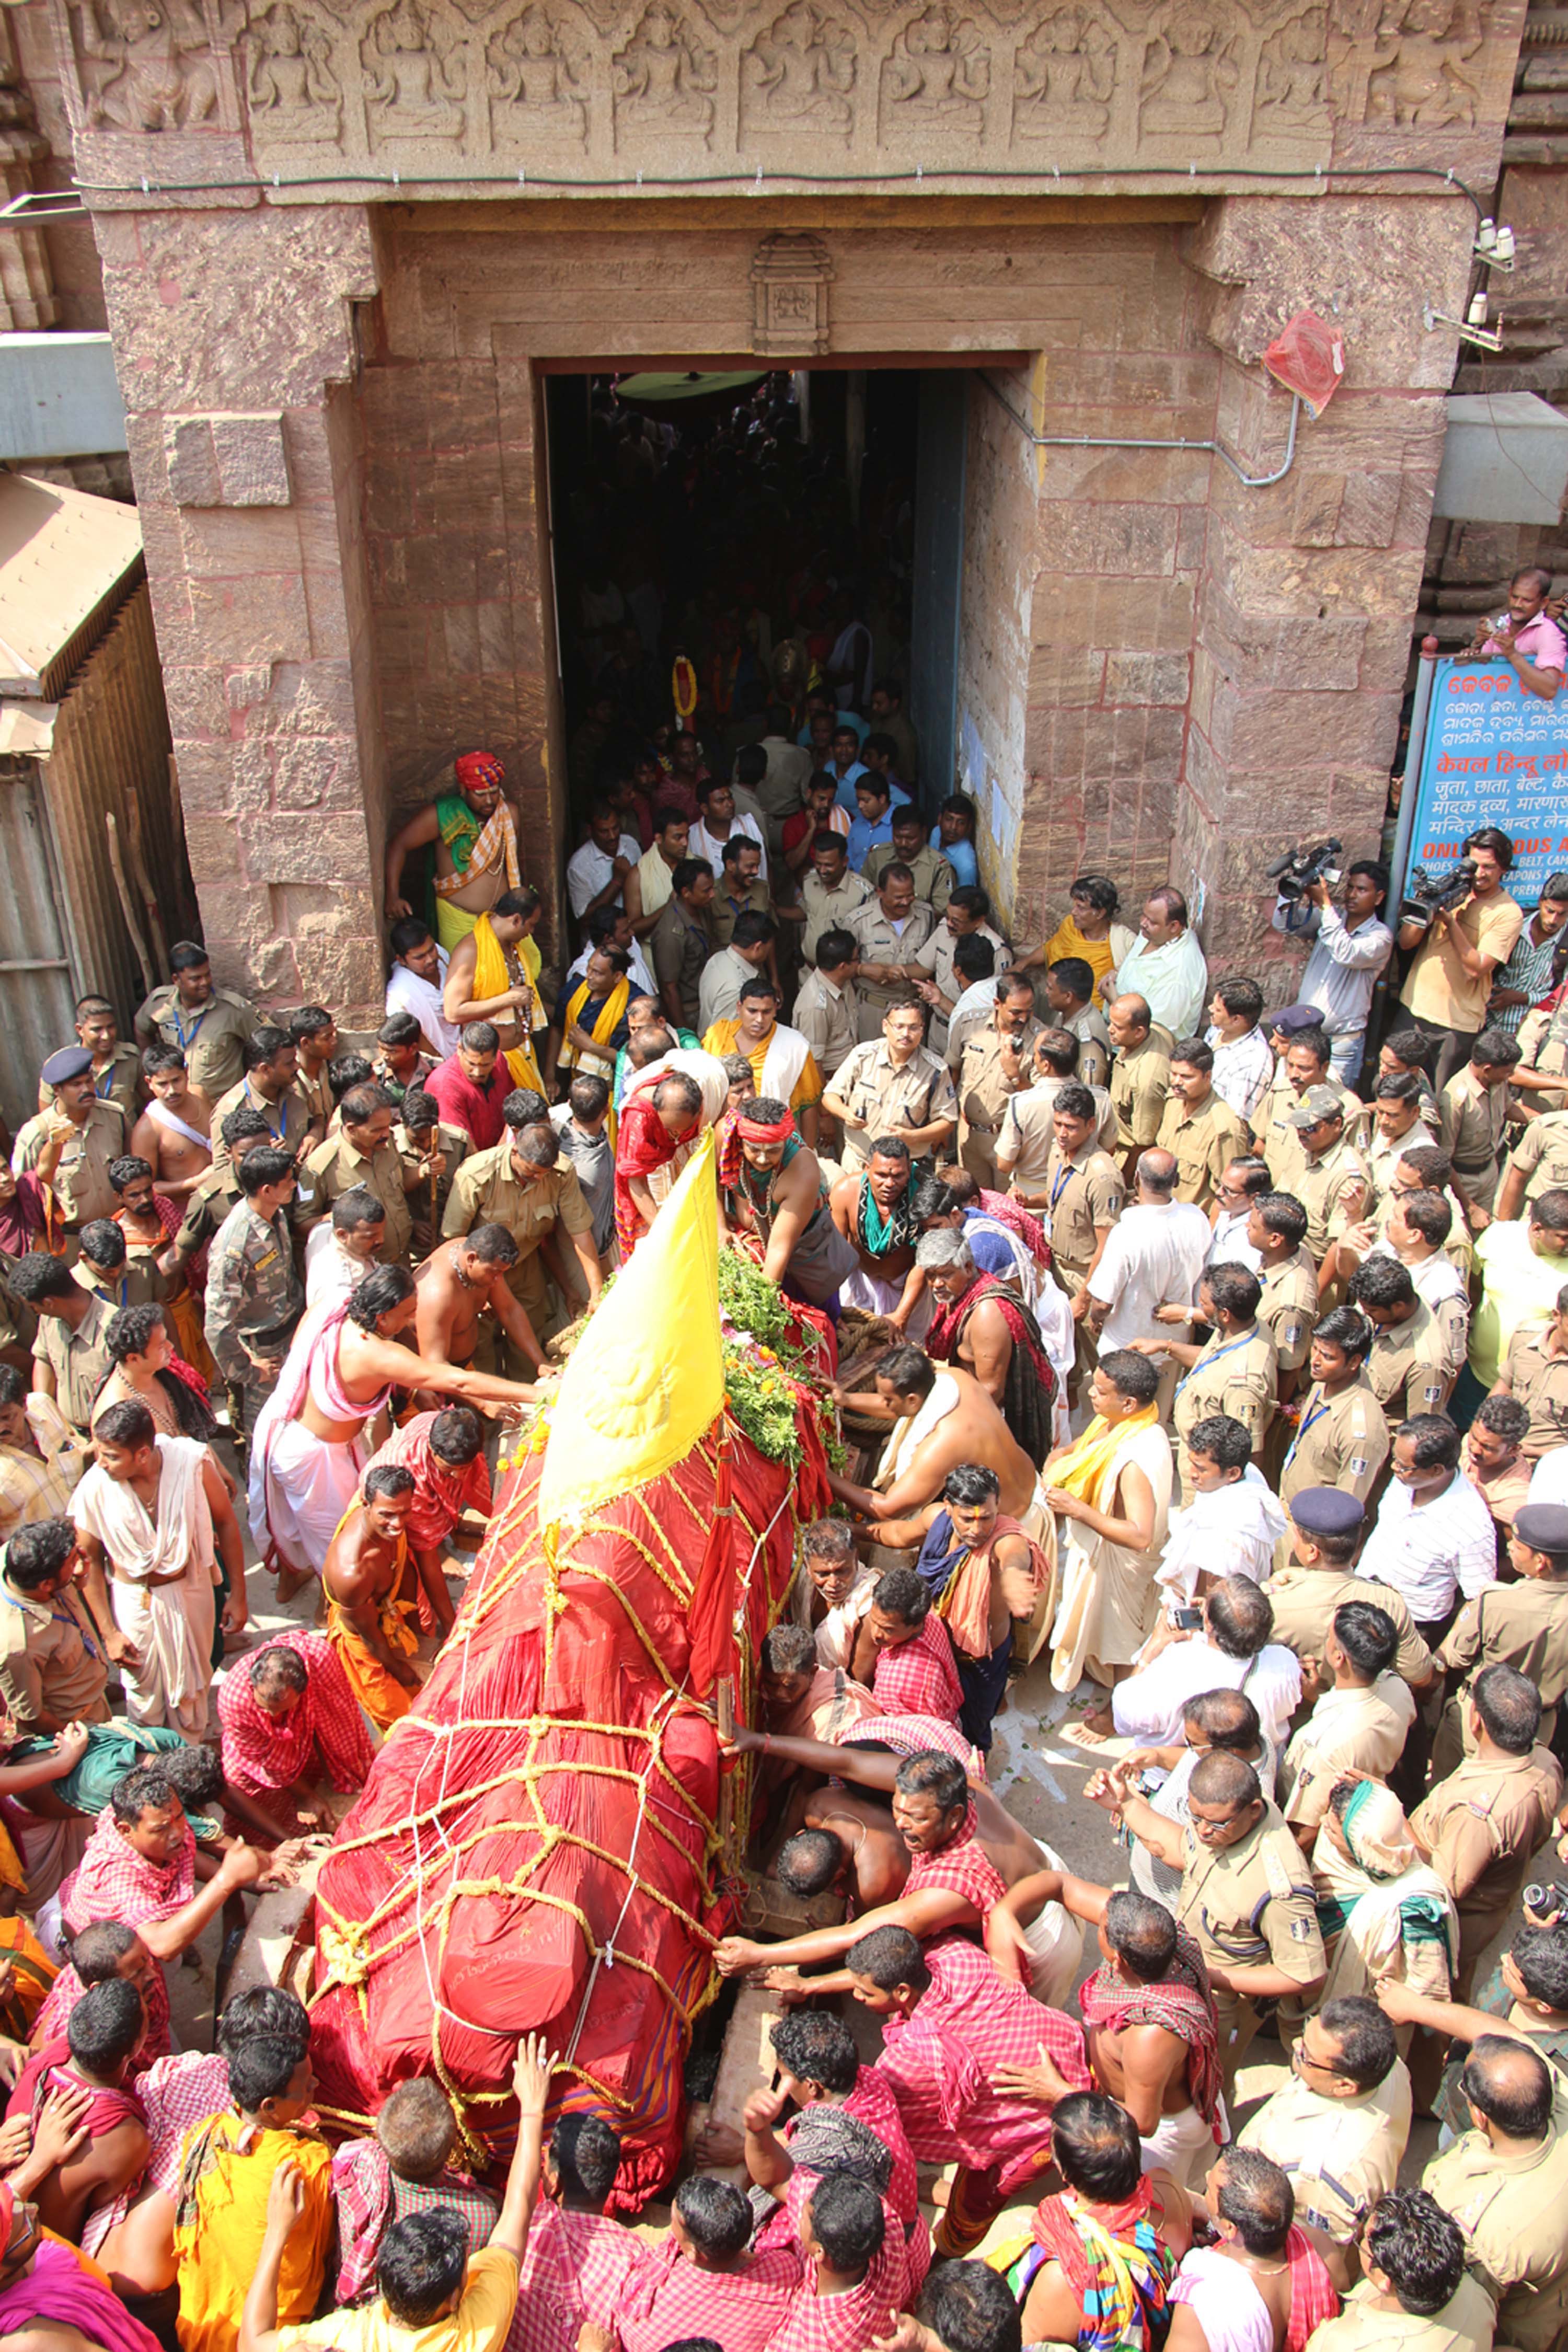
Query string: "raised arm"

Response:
xmin=385 ymin=803 xmax=441 ymax=921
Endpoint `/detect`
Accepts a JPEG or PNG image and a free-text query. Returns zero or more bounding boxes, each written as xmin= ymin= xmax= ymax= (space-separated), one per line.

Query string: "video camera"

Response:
xmin=1266 ymin=837 xmax=1343 ymax=905
xmin=1400 ymin=857 xmax=1477 ymax=926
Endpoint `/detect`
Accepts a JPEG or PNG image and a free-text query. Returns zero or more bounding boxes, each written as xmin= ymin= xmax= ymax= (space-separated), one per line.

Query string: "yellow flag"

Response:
xmin=535 ymin=1128 xmax=723 ymax=1535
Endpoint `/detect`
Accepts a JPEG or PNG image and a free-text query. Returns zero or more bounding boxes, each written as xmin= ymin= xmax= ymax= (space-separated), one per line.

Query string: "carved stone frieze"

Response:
xmin=741 ymin=2 xmax=855 ymax=142
xmin=73 ymin=0 xmax=230 ymax=128
xmin=361 ymin=0 xmax=464 ymax=143
xmin=879 ymin=4 xmax=987 ymax=138
xmin=750 ymin=226 xmax=832 ymax=354
xmin=487 ymin=4 xmax=586 ymax=143
xmin=612 ymin=3 xmax=716 ymax=143
xmin=246 ymin=1 xmax=342 ymax=137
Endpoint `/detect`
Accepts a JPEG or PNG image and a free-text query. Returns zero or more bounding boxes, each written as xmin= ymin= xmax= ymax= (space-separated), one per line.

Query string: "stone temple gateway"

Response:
xmin=0 ymin=0 xmax=1521 ymax=1020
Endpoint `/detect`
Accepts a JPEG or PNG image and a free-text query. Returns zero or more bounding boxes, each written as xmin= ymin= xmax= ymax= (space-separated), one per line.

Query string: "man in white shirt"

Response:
xmin=690 ymin=778 xmax=769 ymax=881
xmin=1086 ymin=1148 xmax=1211 ymax=1350
xmin=304 ymin=1186 xmax=386 ymax=1309
xmin=1357 ymin=1412 xmax=1496 ymax=1638
xmin=566 ymin=906 xmax=656 ymax=1000
xmin=1205 ymin=1157 xmax=1270 ymax=1273
xmin=1111 ymin=1574 xmax=1302 ymax=1749
xmin=1272 ymin=863 xmax=1395 ymax=1088
xmin=1111 ymin=887 xmax=1209 ymax=1039
xmin=566 ymin=803 xmax=642 ymax=923
xmin=1206 ymin=977 xmax=1274 ymax=1125
xmin=385 ymin=918 xmax=460 ymax=1060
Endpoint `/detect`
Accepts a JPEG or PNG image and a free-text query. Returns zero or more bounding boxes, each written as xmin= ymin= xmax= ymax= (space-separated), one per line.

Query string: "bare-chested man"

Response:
xmin=320 ymin=1462 xmax=424 ymax=1729
xmin=829 ymin=1343 xmax=1039 ymax=1541
xmin=413 ymin=1223 xmax=546 ymax=1379
xmin=130 ymin=1047 xmax=212 ymax=1202
xmin=441 ymin=887 xmax=544 ymax=1071
xmin=384 ymin=750 xmax=523 ymax=950
xmin=988 ymin=1868 xmax=1223 ymax=2184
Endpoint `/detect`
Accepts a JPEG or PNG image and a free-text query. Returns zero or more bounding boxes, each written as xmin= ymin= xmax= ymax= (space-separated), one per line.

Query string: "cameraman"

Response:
xmin=1271 ymin=859 xmax=1393 ymax=1087
xmin=1465 ymin=565 xmax=1567 ymax=702
xmin=1398 ymin=825 xmax=1524 ymax=1090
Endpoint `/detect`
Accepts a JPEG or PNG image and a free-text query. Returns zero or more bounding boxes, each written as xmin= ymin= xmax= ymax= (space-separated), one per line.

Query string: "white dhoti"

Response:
xmin=71 ymin=1435 xmax=217 ymax=1740
xmin=838 ymin=1265 xmax=934 ymax=1341
xmin=1048 ymin=1421 xmax=1173 ymax=1693
xmin=248 ymin=1408 xmax=368 ymax=1577
xmin=111 ymin=1576 xmax=215 ymax=1738
xmin=1021 ymin=1846 xmax=1081 ymax=2011
xmin=1139 ymin=2102 xmax=1222 ymax=2187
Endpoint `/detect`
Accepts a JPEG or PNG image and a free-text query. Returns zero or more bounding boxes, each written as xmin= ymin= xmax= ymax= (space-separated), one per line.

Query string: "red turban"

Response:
xmin=737 ymin=1105 xmax=795 ymax=1145
xmin=455 ymin=752 xmax=504 ymax=791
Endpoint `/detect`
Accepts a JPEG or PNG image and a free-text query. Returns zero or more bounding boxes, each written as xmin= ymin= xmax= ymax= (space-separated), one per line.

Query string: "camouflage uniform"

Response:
xmin=203 ymin=1199 xmax=304 ymax=1430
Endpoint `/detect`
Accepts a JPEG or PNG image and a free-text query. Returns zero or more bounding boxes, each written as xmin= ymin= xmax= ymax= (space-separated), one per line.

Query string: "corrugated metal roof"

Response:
xmin=0 ymin=473 xmax=142 ymax=699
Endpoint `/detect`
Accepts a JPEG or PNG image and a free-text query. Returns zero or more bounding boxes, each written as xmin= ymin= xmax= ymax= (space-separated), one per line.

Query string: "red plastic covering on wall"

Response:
xmin=1262 ymin=309 xmax=1346 ymax=419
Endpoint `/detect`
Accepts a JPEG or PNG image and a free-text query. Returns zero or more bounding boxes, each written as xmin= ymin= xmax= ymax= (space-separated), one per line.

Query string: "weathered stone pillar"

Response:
xmin=1178 ymin=192 xmax=1476 ymax=978
xmin=95 ymin=201 xmax=385 ymax=1021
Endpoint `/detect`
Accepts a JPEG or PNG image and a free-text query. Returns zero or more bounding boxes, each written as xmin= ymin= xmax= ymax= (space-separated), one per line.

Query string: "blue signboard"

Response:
xmin=1407 ymin=654 xmax=1568 ymax=909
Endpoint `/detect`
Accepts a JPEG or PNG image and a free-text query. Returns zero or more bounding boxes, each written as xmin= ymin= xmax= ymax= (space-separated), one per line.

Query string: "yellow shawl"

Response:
xmin=1051 ymin=1404 xmax=1159 ymax=1510
xmin=473 ymin=914 xmax=545 ymax=1093
xmin=560 ymin=973 xmax=631 ymax=1074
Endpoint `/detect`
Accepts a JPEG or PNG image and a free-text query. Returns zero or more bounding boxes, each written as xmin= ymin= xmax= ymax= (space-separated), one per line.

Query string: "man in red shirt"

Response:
xmin=425 ymin=1023 xmax=518 ymax=1152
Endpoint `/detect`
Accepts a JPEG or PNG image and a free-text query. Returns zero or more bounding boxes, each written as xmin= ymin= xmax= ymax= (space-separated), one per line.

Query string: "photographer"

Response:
xmin=1398 ymin=826 xmax=1524 ymax=1090
xmin=1465 ymin=565 xmax=1567 ymax=703
xmin=1271 ymin=858 xmax=1394 ymax=1087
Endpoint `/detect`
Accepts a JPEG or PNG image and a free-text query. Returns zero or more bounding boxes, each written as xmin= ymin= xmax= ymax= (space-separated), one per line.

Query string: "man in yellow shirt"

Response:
xmin=240 ymin=2037 xmax=555 ymax=2352
xmin=1399 ymin=826 xmax=1525 ymax=1089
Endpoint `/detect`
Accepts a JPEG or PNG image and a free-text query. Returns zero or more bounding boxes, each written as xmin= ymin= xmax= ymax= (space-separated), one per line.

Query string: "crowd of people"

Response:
xmin=2 ymin=377 xmax=1568 ymax=2352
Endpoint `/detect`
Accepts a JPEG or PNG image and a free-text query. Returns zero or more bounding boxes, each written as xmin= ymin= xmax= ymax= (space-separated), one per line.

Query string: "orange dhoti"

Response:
xmin=325 ymin=1504 xmax=423 ymax=1732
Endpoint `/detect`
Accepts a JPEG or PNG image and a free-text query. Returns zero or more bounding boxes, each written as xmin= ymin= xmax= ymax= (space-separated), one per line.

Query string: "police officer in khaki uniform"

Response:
xmin=1423 ymin=2036 xmax=1568 ymax=2352
xmin=1413 ymin=1664 xmax=1564 ymax=2000
xmin=952 ymin=978 xmax=1040 ymax=1188
xmin=798 ymin=839 xmax=871 ymax=963
xmin=846 ymin=867 xmax=936 ymax=1039
xmin=396 ymin=1089 xmax=469 ymax=1248
xmin=1255 ymin=1012 xmax=1366 ymax=1193
xmin=1346 ymin=1258 xmax=1451 ymax=1432
xmin=203 ymin=1147 xmax=306 ymax=1434
xmin=1107 ymin=994 xmax=1171 ymax=1174
xmin=1165 ymin=1265 xmax=1278 ymax=1491
xmin=1280 ymin=1308 xmax=1391 ymax=1516
xmin=1040 ymin=959 xmax=1112 ymax=1090
xmin=1022 ymin=1087 xmax=1124 ymax=1385
xmin=1089 ymin=1746 xmax=1324 ymax=2092
xmin=1283 ymin=1089 xmax=1373 ymax=1263
xmin=12 ymin=1046 xmax=125 ymax=1241
xmin=38 ymin=997 xmax=142 ymax=1125
xmin=8 ymin=1252 xmax=116 ymax=1440
xmin=1237 ymin=2004 xmax=1412 ymax=2243
xmin=1498 ymin=1108 xmax=1568 ymax=1220
xmin=1439 ymin=1032 xmax=1518 ymax=1220
xmin=442 ymin=1113 xmax=601 ymax=1369
xmin=1264 ymin=1487 xmax=1435 ymax=1700
xmin=306 ymin=1083 xmax=419 ymax=1266
xmin=170 ymin=1107 xmax=274 ymax=1275
xmin=209 ymin=1028 xmax=314 ymax=1174
xmin=135 ymin=940 xmax=256 ymax=1101
xmin=821 ymin=1001 xmax=957 ymax=1175
xmin=1514 ymin=988 xmax=1568 ymax=1113
xmin=1155 ymin=1040 xmax=1251 ymax=1210
xmin=995 ymin=1038 xmax=1118 ymax=1191
xmin=1250 ymin=1195 xmax=1319 ymax=1396
xmin=1434 ymin=1504 xmax=1568 ymax=1773
xmin=288 ymin=1006 xmax=338 ymax=1142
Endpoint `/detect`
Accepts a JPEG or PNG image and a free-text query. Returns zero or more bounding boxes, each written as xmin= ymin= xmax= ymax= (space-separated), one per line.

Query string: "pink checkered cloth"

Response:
xmin=761 ymin=2239 xmax=911 ymax=2352
xmin=217 ymin=1630 xmax=373 ymax=1808
xmin=507 ymin=2200 xmax=642 ymax=2352
xmin=903 ymin=1808 xmax=1007 ymax=1928
xmin=614 ymin=2234 xmax=803 ymax=2352
xmin=57 ymin=1807 xmax=199 ymax=2055
xmin=870 ymin=1617 xmax=962 ymax=1726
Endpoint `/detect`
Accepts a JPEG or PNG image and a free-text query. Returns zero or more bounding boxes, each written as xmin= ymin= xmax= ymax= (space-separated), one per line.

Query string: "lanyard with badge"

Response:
xmin=1175 ymin=1330 xmax=1254 ymax=1401
xmin=170 ymin=999 xmax=212 ymax=1056
xmin=1283 ymin=1390 xmax=1330 ymax=1471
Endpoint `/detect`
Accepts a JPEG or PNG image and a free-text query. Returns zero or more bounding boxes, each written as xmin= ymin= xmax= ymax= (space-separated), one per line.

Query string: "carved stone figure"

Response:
xmin=488 ymin=5 xmax=586 ymax=139
xmin=743 ymin=2 xmax=854 ymax=135
xmin=882 ymin=5 xmax=987 ymax=127
xmin=1013 ymin=4 xmax=1115 ymax=136
xmin=1139 ymin=3 xmax=1239 ymax=136
xmin=76 ymin=0 xmax=218 ymax=130
xmin=612 ymin=3 xmax=716 ymax=137
xmin=247 ymin=2 xmax=341 ymax=138
xmin=362 ymin=0 xmax=464 ymax=140
xmin=1254 ymin=4 xmax=1329 ymax=124
xmin=1365 ymin=0 xmax=1481 ymax=124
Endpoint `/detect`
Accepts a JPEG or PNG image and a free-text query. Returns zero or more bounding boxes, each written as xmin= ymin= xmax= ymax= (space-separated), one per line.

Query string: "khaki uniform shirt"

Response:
xmin=174 ymin=1165 xmax=242 ymax=1263
xmin=1424 ymin=2112 xmax=1568 ymax=2352
xmin=1509 ymin=1110 xmax=1568 ymax=1206
xmin=13 ymin=1102 xmax=125 ymax=1228
xmin=442 ymin=1143 xmax=593 ymax=1325
xmin=1517 ymin=997 xmax=1568 ymax=1112
xmin=395 ymin=1117 xmax=469 ymax=1234
xmin=916 ymin=919 xmax=1009 ymax=1004
xmin=1297 ymin=1135 xmax=1373 ymax=1259
xmin=203 ymin=1200 xmax=304 ymax=1388
xmin=1110 ymin=1035 xmax=1172 ymax=1152
xmin=1403 ymin=892 xmax=1525 ymax=1034
xmin=1172 ymin=1321 xmax=1278 ymax=1468
xmin=799 ymin=871 xmax=871 ymax=962
xmin=1259 ymin=1249 xmax=1319 ymax=1375
xmin=1505 ymin=1325 xmax=1568 ymax=1460
xmin=209 ymin=1076 xmax=312 ymax=1174
xmin=1068 ymin=1002 xmax=1113 ymax=1091
xmin=791 ymin=970 xmax=859 ymax=1082
xmin=955 ymin=1023 xmax=1041 ymax=1146
xmin=824 ymin=1042 xmax=956 ymax=1174
xmin=31 ymin=1294 xmax=116 ymax=1435
xmin=0 ymin=1571 xmax=109 ymax=1731
xmin=849 ymin=900 xmax=936 ymax=1028
xmin=290 ymin=1060 xmax=334 ymax=1138
xmin=1281 ymin=1374 xmax=1390 ymax=1509
xmin=1440 ymin=1066 xmax=1511 ymax=1209
xmin=1264 ymin=1564 xmax=1434 ymax=1686
xmin=1367 ymin=1297 xmax=1450 ymax=1429
xmin=862 ymin=841 xmax=955 ymax=913
xmin=306 ymin=1133 xmax=413 ymax=1267
xmin=1367 ymin=1116 xmax=1442 ymax=1216
xmin=1258 ymin=1069 xmax=1365 ymax=1194
xmin=1036 ymin=1140 xmax=1126 ymax=1274
xmin=1281 ymin=1678 xmax=1417 ymax=1831
xmin=1176 ymin=1802 xmax=1324 ymax=1987
xmin=1000 ymin=1079 xmax=1119 ymax=1190
xmin=39 ymin=1044 xmax=141 ymax=1126
xmin=1156 ymin=1090 xmax=1252 ymax=1208
xmin=1412 ymin=1746 xmax=1563 ymax=1925
xmin=1238 ymin=2060 xmax=1412 ymax=2239
xmin=709 ymin=876 xmax=774 ymax=953
xmin=1305 ymin=2272 xmax=1495 ymax=2352
xmin=650 ymin=898 xmax=714 ymax=1030
xmin=1441 ymin=1578 xmax=1568 ymax=1713
xmin=137 ymin=983 xmax=256 ymax=1099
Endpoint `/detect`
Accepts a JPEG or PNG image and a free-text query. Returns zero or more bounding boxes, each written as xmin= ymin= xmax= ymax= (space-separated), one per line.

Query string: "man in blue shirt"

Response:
xmin=847 ymin=775 xmax=894 ymax=871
